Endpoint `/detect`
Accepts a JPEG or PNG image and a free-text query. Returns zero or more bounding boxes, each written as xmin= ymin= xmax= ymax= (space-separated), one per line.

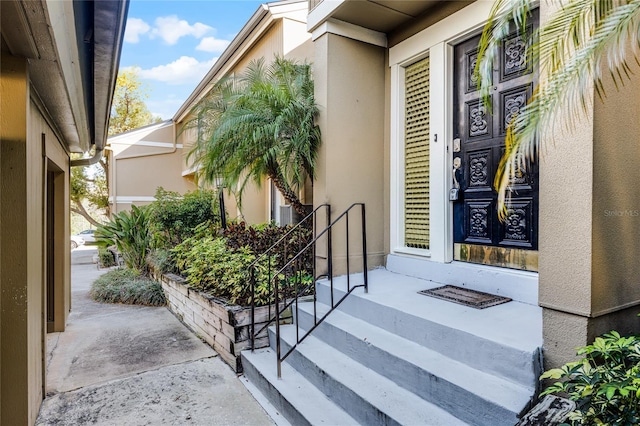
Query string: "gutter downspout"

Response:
xmin=70 ymin=144 xmax=103 ymax=167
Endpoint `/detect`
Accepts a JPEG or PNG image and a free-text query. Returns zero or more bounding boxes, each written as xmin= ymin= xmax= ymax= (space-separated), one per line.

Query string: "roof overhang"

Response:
xmin=1 ymin=0 xmax=128 ymax=154
xmin=308 ymin=0 xmax=442 ymax=34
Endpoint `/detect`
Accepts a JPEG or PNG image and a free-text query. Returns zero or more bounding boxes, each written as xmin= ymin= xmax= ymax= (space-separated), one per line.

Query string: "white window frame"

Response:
xmin=389 ymin=1 xmax=494 ymax=263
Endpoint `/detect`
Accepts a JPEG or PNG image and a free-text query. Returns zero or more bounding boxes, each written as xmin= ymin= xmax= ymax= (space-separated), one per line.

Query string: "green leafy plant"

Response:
xmin=97 ymin=247 xmax=116 ymax=268
xmin=95 ymin=205 xmax=152 ymax=275
xmin=149 ymin=188 xmax=220 ymax=248
xmin=540 ymin=330 xmax=640 ymax=425
xmin=222 ymin=221 xmax=312 ymax=272
xmin=186 ymin=56 xmax=320 ymax=216
xmin=172 ymin=235 xmax=282 ymax=306
xmin=146 ymin=248 xmax=175 ymax=275
xmin=90 ymin=268 xmax=166 ymax=306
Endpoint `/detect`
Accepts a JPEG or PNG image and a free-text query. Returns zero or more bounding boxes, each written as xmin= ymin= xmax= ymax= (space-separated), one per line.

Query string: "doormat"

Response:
xmin=418 ymin=285 xmax=511 ymax=309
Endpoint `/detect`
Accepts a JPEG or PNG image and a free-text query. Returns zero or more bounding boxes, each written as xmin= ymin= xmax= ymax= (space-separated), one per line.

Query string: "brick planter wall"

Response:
xmin=159 ymin=273 xmax=280 ymax=373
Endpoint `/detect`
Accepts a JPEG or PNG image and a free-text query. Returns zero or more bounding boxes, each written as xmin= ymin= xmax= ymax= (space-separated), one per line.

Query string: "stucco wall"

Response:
xmin=234 ymin=20 xmax=284 ymax=72
xmin=538 ymin=2 xmax=640 ymax=367
xmin=1 ymin=52 xmax=71 ymax=425
xmin=591 ymin=59 xmax=640 ymax=314
xmin=110 ymin=123 xmax=196 ymax=214
xmin=313 ymin=33 xmax=386 ymax=273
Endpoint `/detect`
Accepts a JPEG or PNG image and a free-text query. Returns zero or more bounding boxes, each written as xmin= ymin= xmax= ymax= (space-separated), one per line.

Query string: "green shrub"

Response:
xmin=147 ymin=248 xmax=175 ymax=275
xmin=540 ymin=330 xmax=640 ymax=425
xmin=90 ymin=268 xmax=166 ymax=306
xmin=149 ymin=188 xmax=220 ymax=248
xmin=98 ymin=247 xmax=116 ymax=268
xmin=172 ymin=235 xmax=281 ymax=306
xmin=95 ymin=205 xmax=152 ymax=275
xmin=222 ymin=221 xmax=312 ymax=272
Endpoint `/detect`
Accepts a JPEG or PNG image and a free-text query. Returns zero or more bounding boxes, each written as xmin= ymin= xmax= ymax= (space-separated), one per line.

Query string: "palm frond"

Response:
xmin=478 ymin=0 xmax=640 ymax=218
xmin=182 ymin=55 xmax=321 ymax=215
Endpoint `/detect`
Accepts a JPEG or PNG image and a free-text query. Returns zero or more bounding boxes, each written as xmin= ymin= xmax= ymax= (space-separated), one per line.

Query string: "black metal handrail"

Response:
xmin=249 ymin=203 xmax=368 ymax=378
xmin=249 ymin=204 xmax=331 ymax=350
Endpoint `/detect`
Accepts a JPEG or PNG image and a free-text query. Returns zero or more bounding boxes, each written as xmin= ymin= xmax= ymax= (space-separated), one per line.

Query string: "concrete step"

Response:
xmin=241 ymin=347 xmax=358 ymax=426
xmin=316 ymin=268 xmax=542 ymax=388
xmin=270 ymin=326 xmax=469 ymax=426
xmin=295 ymin=301 xmax=533 ymax=425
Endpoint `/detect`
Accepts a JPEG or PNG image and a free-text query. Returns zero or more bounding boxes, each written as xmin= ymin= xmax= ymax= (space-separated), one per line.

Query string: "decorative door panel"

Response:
xmin=452 ymin=12 xmax=539 ymax=271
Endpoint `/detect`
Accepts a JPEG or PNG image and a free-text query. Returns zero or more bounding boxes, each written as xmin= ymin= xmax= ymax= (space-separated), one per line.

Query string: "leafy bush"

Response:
xmin=540 ymin=330 xmax=640 ymax=425
xmin=172 ymin=235 xmax=281 ymax=306
xmin=90 ymin=268 xmax=166 ymax=306
xmin=98 ymin=247 xmax=116 ymax=268
xmin=222 ymin=221 xmax=312 ymax=272
xmin=147 ymin=248 xmax=175 ymax=275
xmin=95 ymin=205 xmax=152 ymax=275
xmin=150 ymin=188 xmax=220 ymax=248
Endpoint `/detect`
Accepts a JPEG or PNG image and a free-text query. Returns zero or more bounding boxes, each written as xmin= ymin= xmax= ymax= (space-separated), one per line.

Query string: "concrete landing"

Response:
xmin=38 ymin=246 xmax=274 ymax=425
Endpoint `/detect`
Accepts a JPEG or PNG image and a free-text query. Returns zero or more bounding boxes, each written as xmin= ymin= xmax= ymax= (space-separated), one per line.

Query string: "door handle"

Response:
xmin=450 ymin=157 xmax=461 ymax=201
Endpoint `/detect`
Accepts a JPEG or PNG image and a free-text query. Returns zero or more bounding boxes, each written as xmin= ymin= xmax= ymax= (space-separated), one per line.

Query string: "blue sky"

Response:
xmin=120 ymin=0 xmax=264 ymax=119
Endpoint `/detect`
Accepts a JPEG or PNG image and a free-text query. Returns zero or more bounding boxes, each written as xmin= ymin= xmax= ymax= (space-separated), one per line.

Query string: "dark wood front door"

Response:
xmin=452 ymin=13 xmax=539 ymax=271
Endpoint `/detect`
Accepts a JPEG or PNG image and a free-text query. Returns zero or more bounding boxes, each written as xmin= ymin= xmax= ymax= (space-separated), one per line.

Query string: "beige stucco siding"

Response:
xmin=313 ymin=33 xmax=386 ymax=272
xmin=115 ymin=153 xmax=194 ymax=196
xmin=591 ymin=62 xmax=640 ymax=315
xmin=536 ymin=1 xmax=640 ymax=367
xmin=233 ymin=20 xmax=284 ymax=73
xmin=283 ymin=18 xmax=314 ymax=60
xmin=110 ymin=123 xmax=196 ymax=214
xmin=1 ymin=52 xmax=33 ymax=425
xmin=1 ymin=52 xmax=72 ymax=424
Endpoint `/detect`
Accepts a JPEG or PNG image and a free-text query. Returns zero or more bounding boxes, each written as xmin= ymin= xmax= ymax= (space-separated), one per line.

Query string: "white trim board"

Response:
xmin=311 ymin=18 xmax=387 ymax=47
xmin=110 ymin=141 xmax=183 ymax=149
xmin=389 ymin=1 xmax=494 ymax=263
xmin=109 ymin=196 xmax=157 ymax=204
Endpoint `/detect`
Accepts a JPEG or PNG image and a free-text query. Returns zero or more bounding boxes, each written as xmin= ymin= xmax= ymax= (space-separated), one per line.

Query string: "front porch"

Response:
xmin=242 ymin=266 xmax=543 ymax=425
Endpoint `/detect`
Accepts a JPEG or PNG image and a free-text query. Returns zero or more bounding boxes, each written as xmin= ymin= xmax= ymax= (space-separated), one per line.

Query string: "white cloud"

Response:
xmin=129 ymin=56 xmax=218 ymax=86
xmin=124 ymin=18 xmax=150 ymax=43
xmin=150 ymin=15 xmax=212 ymax=45
xmin=196 ymin=36 xmax=231 ymax=53
xmin=147 ymin=98 xmax=186 ymax=120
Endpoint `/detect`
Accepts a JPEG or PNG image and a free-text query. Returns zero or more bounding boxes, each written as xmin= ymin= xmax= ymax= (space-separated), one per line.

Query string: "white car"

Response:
xmin=76 ymin=229 xmax=96 ymax=243
xmin=71 ymin=235 xmax=85 ymax=250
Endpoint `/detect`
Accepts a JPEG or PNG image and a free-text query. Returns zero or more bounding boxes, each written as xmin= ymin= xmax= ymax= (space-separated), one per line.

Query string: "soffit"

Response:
xmin=1 ymin=0 xmax=83 ymax=150
xmin=330 ymin=0 xmax=440 ymax=33
xmin=0 ymin=0 xmax=127 ymax=154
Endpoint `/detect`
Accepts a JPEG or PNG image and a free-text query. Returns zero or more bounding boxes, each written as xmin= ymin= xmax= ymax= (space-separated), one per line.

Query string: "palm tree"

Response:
xmin=476 ymin=0 xmax=640 ymax=218
xmin=186 ymin=57 xmax=321 ymax=217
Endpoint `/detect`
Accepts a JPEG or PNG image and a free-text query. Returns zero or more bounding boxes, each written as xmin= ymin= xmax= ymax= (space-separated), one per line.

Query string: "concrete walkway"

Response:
xmin=37 ymin=246 xmax=276 ymax=426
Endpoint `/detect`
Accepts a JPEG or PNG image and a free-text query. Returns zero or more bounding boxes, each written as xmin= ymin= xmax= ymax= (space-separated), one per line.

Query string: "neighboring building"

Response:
xmin=108 ymin=120 xmax=195 ymax=214
xmin=108 ymin=0 xmax=313 ymax=225
xmin=0 ymin=0 xmax=126 ymax=423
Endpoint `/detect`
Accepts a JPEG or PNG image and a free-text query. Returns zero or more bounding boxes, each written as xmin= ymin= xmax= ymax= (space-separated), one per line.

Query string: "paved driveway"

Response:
xmin=37 ymin=246 xmax=276 ymax=425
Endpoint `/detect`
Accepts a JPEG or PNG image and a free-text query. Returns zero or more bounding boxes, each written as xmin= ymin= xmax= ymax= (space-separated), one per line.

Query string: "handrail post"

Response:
xmin=327 ymin=206 xmax=334 ymax=308
xmin=275 ymin=273 xmax=282 ymax=379
xmin=313 ymin=209 xmax=317 ymax=324
xmin=346 ymin=210 xmax=350 ymax=292
xmin=250 ymin=266 xmax=255 ymax=350
xmin=361 ymin=203 xmax=368 ymax=293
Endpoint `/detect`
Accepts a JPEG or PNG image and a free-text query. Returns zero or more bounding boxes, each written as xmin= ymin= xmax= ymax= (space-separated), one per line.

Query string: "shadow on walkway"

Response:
xmin=37 ymin=246 xmax=275 ymax=425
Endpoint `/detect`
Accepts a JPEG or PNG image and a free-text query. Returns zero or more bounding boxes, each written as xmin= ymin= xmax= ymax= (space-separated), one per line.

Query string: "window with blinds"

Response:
xmin=404 ymin=57 xmax=430 ymax=249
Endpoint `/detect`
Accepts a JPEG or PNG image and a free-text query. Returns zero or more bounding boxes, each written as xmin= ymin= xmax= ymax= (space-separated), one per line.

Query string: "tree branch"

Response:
xmin=71 ymin=201 xmax=102 ymax=228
